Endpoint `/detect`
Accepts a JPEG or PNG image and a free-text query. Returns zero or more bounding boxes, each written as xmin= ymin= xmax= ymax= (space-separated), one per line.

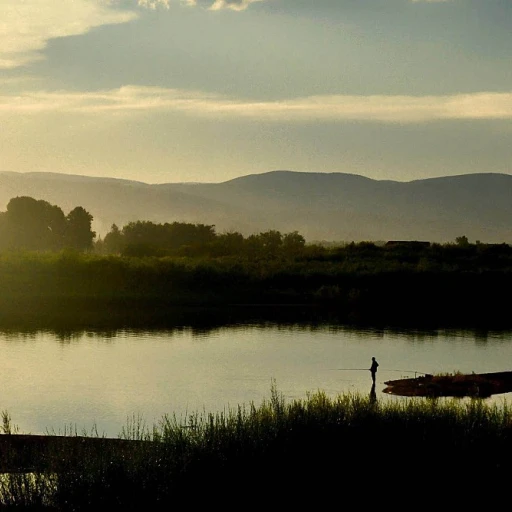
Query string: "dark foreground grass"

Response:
xmin=1 ymin=385 xmax=511 ymax=510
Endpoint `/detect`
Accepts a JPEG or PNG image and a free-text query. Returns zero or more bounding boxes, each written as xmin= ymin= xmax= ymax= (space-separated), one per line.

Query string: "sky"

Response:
xmin=1 ymin=0 xmax=511 ymax=184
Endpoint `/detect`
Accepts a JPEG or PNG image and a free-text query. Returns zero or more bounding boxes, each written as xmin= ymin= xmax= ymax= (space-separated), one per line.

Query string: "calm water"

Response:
xmin=1 ymin=322 xmax=511 ymax=437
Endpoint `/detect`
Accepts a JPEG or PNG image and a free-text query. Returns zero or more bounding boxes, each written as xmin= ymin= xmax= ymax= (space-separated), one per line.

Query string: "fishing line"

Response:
xmin=329 ymin=368 xmax=370 ymax=371
xmin=387 ymin=369 xmax=431 ymax=376
xmin=330 ymin=368 xmax=430 ymax=377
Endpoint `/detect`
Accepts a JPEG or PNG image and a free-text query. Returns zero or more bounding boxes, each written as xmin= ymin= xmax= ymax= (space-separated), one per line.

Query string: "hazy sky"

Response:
xmin=1 ymin=0 xmax=511 ymax=184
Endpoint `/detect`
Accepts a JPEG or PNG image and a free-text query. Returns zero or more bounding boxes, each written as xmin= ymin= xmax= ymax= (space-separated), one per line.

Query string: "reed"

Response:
xmin=0 ymin=385 xmax=511 ymax=509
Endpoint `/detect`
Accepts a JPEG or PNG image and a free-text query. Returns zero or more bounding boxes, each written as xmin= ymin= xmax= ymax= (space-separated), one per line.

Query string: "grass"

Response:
xmin=0 ymin=384 xmax=511 ymax=509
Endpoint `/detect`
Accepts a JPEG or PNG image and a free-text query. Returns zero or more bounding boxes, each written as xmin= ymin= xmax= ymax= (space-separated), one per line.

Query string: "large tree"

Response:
xmin=2 ymin=196 xmax=66 ymax=250
xmin=0 ymin=197 xmax=95 ymax=252
xmin=65 ymin=206 xmax=96 ymax=251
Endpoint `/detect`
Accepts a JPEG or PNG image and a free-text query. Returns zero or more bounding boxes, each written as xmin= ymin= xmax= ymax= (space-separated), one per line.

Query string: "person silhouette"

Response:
xmin=370 ymin=357 xmax=379 ymax=384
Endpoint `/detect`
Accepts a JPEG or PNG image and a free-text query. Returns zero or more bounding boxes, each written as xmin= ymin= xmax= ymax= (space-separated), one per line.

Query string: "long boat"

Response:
xmin=382 ymin=371 xmax=512 ymax=398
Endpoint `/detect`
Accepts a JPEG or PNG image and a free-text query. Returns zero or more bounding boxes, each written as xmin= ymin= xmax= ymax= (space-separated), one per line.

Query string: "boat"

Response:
xmin=382 ymin=371 xmax=512 ymax=398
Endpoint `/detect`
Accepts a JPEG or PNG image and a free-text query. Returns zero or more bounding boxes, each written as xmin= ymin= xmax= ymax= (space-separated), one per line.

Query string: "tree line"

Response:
xmin=98 ymin=221 xmax=306 ymax=258
xmin=2 ymin=196 xmax=512 ymax=266
xmin=0 ymin=196 xmax=307 ymax=257
xmin=1 ymin=196 xmax=512 ymax=328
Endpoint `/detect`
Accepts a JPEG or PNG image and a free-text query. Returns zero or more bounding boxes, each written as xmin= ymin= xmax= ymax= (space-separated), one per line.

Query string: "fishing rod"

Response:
xmin=330 ymin=368 xmax=431 ymax=377
xmin=330 ymin=368 xmax=371 ymax=371
xmin=387 ymin=369 xmax=431 ymax=376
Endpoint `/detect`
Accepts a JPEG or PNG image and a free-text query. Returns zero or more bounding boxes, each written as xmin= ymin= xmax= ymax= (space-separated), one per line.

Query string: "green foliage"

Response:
xmin=98 ymin=221 xmax=308 ymax=260
xmin=0 ymin=241 xmax=512 ymax=328
xmin=282 ymin=230 xmax=306 ymax=253
xmin=115 ymin=220 xmax=217 ymax=257
xmin=101 ymin=223 xmax=123 ymax=254
xmin=455 ymin=235 xmax=470 ymax=246
xmin=0 ymin=196 xmax=95 ymax=253
xmin=2 ymin=196 xmax=512 ymax=327
xmin=65 ymin=206 xmax=95 ymax=251
xmin=0 ymin=389 xmax=511 ymax=508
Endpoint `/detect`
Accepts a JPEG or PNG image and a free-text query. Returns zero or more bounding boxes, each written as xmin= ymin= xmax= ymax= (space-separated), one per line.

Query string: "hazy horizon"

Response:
xmin=1 ymin=1 xmax=511 ymax=185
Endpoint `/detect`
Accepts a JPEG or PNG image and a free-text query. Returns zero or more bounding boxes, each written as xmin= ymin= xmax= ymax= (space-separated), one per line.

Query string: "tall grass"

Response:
xmin=0 ymin=385 xmax=511 ymax=509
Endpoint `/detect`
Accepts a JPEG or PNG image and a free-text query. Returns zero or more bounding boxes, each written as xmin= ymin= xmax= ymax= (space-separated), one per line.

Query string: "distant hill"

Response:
xmin=1 ymin=170 xmax=511 ymax=243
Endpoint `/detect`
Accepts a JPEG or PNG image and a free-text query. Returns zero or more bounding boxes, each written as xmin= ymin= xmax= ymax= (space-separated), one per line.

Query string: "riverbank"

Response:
xmin=1 ymin=388 xmax=511 ymax=509
xmin=0 ymin=249 xmax=511 ymax=329
xmin=383 ymin=371 xmax=512 ymax=397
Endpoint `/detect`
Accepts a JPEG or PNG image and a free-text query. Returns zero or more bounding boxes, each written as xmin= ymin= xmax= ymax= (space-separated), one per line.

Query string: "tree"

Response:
xmin=164 ymin=222 xmax=216 ymax=250
xmin=282 ymin=231 xmax=306 ymax=254
xmin=112 ymin=220 xmax=217 ymax=256
xmin=258 ymin=230 xmax=283 ymax=257
xmin=212 ymin=231 xmax=245 ymax=256
xmin=102 ymin=224 xmax=124 ymax=254
xmin=65 ymin=206 xmax=96 ymax=251
xmin=3 ymin=196 xmax=67 ymax=250
xmin=455 ymin=235 xmax=469 ymax=247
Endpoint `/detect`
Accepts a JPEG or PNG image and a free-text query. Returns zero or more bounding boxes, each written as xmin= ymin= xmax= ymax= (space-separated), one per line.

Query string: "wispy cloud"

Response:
xmin=137 ymin=0 xmax=171 ymax=8
xmin=0 ymin=0 xmax=136 ymax=69
xmin=209 ymin=0 xmax=266 ymax=11
xmin=136 ymin=0 xmax=266 ymax=9
xmin=1 ymin=86 xmax=511 ymax=122
xmin=138 ymin=0 xmax=451 ymax=8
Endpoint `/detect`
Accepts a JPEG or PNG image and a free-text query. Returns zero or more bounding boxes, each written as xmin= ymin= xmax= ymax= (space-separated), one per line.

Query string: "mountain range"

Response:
xmin=0 ymin=170 xmax=511 ymax=244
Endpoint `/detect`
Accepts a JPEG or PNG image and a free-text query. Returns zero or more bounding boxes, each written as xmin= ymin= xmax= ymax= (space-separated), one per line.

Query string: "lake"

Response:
xmin=1 ymin=319 xmax=511 ymax=437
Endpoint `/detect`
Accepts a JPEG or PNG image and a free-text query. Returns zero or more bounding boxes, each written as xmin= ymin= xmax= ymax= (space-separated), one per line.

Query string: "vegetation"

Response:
xmin=0 ymin=195 xmax=511 ymax=328
xmin=98 ymin=220 xmax=307 ymax=259
xmin=0 ymin=240 xmax=511 ymax=328
xmin=0 ymin=386 xmax=510 ymax=509
xmin=0 ymin=196 xmax=510 ymax=507
xmin=0 ymin=197 xmax=95 ymax=252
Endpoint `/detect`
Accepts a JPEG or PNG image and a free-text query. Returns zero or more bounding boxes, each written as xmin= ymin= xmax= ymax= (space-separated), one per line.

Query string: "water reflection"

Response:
xmin=0 ymin=311 xmax=512 ymax=437
xmin=1 ymin=306 xmax=512 ymax=343
xmin=369 ymin=384 xmax=377 ymax=403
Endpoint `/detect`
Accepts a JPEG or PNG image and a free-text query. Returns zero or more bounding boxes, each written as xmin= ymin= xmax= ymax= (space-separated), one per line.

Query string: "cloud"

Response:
xmin=1 ymin=86 xmax=511 ymax=123
xmin=0 ymin=0 xmax=136 ymax=69
xmin=136 ymin=0 xmax=268 ymax=10
xmin=137 ymin=0 xmax=171 ymax=8
xmin=209 ymin=0 xmax=266 ymax=11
